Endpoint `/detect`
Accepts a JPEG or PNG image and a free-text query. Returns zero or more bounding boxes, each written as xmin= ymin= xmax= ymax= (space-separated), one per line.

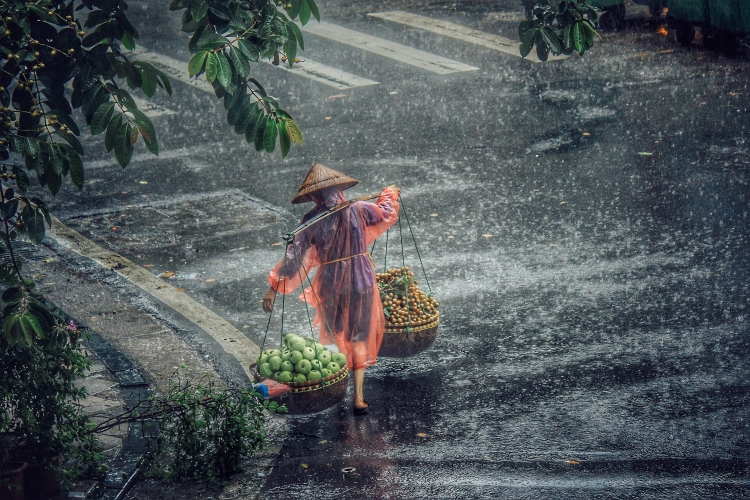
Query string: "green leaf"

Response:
xmin=12 ymin=166 xmax=29 ymax=192
xmin=288 ymin=0 xmax=302 ymax=19
xmin=541 ymin=27 xmax=562 ymax=54
xmin=573 ymin=22 xmax=585 ymax=54
xmin=245 ymin=108 xmax=265 ymax=143
xmin=278 ymin=120 xmax=291 ymax=158
xmin=237 ymin=39 xmax=260 ymax=62
xmin=130 ymin=109 xmax=158 ymax=155
xmin=520 ymin=38 xmax=533 ymax=58
xmin=307 ymin=0 xmax=321 ymax=22
xmin=284 ymin=30 xmax=297 ymax=67
xmin=264 ymin=118 xmax=278 ymax=153
xmin=68 ymin=151 xmax=85 ymax=189
xmin=583 ymin=21 xmax=594 ymax=48
xmin=91 ymin=101 xmax=115 ymax=135
xmin=23 ymin=137 xmax=40 ymax=158
xmin=141 ymin=68 xmax=157 ymax=97
xmin=299 ymin=0 xmax=311 ymax=25
xmin=48 ymin=144 xmax=64 ymax=175
xmin=104 ymin=114 xmax=122 ymax=153
xmin=3 ymin=313 xmax=22 ymax=346
xmin=227 ymin=94 xmax=247 ymax=126
xmin=1 ymin=200 xmax=18 ymax=220
xmin=20 ymin=312 xmax=44 ymax=343
xmin=122 ymin=31 xmax=136 ymax=50
xmin=189 ymin=51 xmax=209 ymax=76
xmin=113 ymin=89 xmax=138 ymax=110
xmin=197 ymin=32 xmax=229 ymax=51
xmin=1 ymin=287 xmax=23 ymax=304
xmin=235 ymin=99 xmax=257 ymax=134
xmin=254 ymin=115 xmax=267 ymax=151
xmin=190 ymin=0 xmax=208 ymax=21
xmin=564 ymin=23 xmax=574 ymax=49
xmin=518 ymin=20 xmax=536 ymax=40
xmin=228 ymin=46 xmax=250 ymax=78
xmin=205 ymin=52 xmax=219 ymax=83
xmin=287 ymin=21 xmax=305 ymax=51
xmin=26 ymin=208 xmax=46 ymax=244
xmin=285 ymin=118 xmax=303 ymax=144
xmin=248 ymin=78 xmax=267 ymax=97
xmin=215 ymin=52 xmax=232 ymax=88
xmin=45 ymin=169 xmax=62 ymax=196
xmin=114 ymin=123 xmax=134 ymax=168
xmin=55 ymin=131 xmax=84 ymax=155
xmin=536 ymin=43 xmax=549 ymax=61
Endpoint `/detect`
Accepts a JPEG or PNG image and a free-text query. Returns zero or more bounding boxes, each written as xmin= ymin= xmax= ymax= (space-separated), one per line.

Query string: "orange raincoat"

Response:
xmin=268 ymin=186 xmax=400 ymax=370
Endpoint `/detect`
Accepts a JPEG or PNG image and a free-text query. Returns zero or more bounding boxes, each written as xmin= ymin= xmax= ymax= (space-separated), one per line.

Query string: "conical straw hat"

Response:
xmin=291 ymin=164 xmax=359 ymax=204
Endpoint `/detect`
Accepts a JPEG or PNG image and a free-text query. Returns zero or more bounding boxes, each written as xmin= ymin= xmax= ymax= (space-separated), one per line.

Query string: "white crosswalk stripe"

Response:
xmin=301 ymin=21 xmax=479 ymax=74
xmin=131 ymin=46 xmax=377 ymax=91
xmin=368 ymin=11 xmax=566 ymax=63
xmin=264 ymin=58 xmax=378 ymax=89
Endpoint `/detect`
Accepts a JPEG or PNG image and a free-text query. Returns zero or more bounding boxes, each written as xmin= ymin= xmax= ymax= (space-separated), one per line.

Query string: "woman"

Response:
xmin=262 ymin=164 xmax=400 ymax=415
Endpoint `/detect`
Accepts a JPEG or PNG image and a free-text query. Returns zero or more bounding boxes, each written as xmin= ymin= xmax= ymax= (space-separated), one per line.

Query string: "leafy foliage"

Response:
xmin=0 ymin=321 xmax=104 ymax=484
xmin=518 ymin=0 xmax=600 ymax=60
xmin=175 ymin=0 xmax=311 ymax=158
xmin=88 ymin=374 xmax=286 ymax=483
xmin=0 ymin=0 xmax=314 ymax=347
xmin=0 ymin=0 xmax=308 ymax=480
xmin=149 ymin=377 xmax=285 ymax=482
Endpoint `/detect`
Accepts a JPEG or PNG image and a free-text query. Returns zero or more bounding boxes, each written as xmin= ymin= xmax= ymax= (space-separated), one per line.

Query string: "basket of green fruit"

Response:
xmin=252 ymin=333 xmax=349 ymax=414
xmin=377 ymin=267 xmax=440 ymax=358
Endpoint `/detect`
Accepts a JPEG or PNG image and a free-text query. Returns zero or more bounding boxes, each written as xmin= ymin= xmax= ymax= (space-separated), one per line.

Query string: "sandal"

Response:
xmin=353 ymin=401 xmax=370 ymax=416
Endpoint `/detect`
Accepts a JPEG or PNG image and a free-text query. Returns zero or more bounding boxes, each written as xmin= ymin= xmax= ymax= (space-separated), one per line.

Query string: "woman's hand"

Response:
xmin=387 ymin=184 xmax=401 ymax=198
xmin=262 ymin=288 xmax=276 ymax=313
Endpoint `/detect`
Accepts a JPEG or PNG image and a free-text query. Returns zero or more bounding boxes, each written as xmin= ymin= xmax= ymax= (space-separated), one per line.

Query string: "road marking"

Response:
xmin=131 ymin=95 xmax=176 ymax=117
xmin=265 ymin=58 xmax=378 ymax=89
xmin=85 ymin=146 xmax=204 ymax=169
xmin=48 ymin=216 xmax=261 ymax=380
xmin=131 ymin=46 xmax=376 ymax=91
xmin=368 ymin=11 xmax=566 ymax=63
xmin=301 ymin=21 xmax=479 ymax=74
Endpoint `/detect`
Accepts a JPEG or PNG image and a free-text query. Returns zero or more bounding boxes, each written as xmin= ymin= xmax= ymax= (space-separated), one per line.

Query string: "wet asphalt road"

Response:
xmin=45 ymin=0 xmax=750 ymax=497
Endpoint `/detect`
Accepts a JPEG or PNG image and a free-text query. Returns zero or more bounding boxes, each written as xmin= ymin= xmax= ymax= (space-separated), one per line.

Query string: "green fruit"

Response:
xmin=259 ymin=362 xmax=274 ymax=378
xmin=320 ymin=368 xmax=332 ymax=378
xmin=313 ymin=342 xmax=325 ymax=355
xmin=284 ymin=333 xmax=298 ymax=342
xmin=289 ymin=350 xmax=303 ymax=364
xmin=278 ymin=371 xmax=293 ymax=383
xmin=272 ymin=371 xmax=281 ymax=381
xmin=257 ymin=354 xmax=269 ymax=366
xmin=317 ymin=351 xmax=331 ymax=366
xmin=331 ymin=353 xmax=347 ymax=366
xmin=303 ymin=337 xmax=315 ymax=347
xmin=281 ymin=348 xmax=291 ymax=361
xmin=288 ymin=337 xmax=305 ymax=352
xmin=293 ymin=373 xmax=307 ymax=383
xmin=302 ymin=346 xmax=316 ymax=361
xmin=269 ymin=349 xmax=282 ymax=359
xmin=327 ymin=361 xmax=341 ymax=374
xmin=281 ymin=361 xmax=293 ymax=372
xmin=310 ymin=359 xmax=323 ymax=371
xmin=296 ymin=359 xmax=312 ymax=374
xmin=269 ymin=356 xmax=283 ymax=371
xmin=307 ymin=370 xmax=322 ymax=381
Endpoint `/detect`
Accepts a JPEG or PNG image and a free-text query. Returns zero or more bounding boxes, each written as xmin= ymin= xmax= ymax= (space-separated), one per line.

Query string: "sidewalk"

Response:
xmin=16 ymin=237 xmax=286 ymax=499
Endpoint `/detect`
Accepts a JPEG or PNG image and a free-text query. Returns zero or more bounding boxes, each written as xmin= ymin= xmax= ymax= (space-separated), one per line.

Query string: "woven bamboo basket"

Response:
xmin=379 ymin=312 xmax=439 ymax=358
xmin=251 ymin=364 xmax=349 ymax=414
